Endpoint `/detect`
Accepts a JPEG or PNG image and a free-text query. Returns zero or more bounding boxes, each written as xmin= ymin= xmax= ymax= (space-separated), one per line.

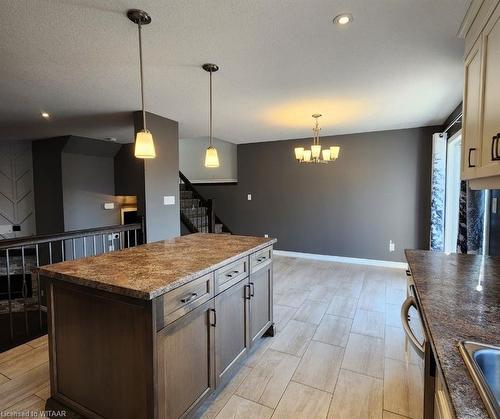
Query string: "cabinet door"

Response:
xmin=214 ymin=278 xmax=249 ymax=386
xmin=249 ymin=264 xmax=273 ymax=345
xmin=157 ymin=300 xmax=215 ymax=419
xmin=462 ymin=37 xmax=483 ymax=180
xmin=480 ymin=6 xmax=500 ymax=176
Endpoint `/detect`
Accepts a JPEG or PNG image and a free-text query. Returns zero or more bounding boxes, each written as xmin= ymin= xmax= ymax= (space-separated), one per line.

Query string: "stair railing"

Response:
xmin=179 ymin=171 xmax=232 ymax=234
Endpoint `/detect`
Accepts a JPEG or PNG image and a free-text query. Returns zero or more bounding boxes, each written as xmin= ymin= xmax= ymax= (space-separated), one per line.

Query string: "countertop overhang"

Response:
xmin=405 ymin=249 xmax=500 ymax=419
xmin=36 ymin=233 xmax=276 ymax=300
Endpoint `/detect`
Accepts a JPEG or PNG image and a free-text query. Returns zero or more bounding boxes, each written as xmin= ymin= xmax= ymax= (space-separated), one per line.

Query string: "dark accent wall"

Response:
xmin=197 ymin=126 xmax=437 ymax=262
xmin=133 ymin=111 xmax=180 ymax=242
xmin=489 ymin=190 xmax=500 ymax=256
xmin=32 ymin=136 xmax=69 ymax=234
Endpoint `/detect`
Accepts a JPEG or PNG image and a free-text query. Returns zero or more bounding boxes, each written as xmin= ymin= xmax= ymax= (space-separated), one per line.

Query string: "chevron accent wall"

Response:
xmin=0 ymin=140 xmax=36 ymax=239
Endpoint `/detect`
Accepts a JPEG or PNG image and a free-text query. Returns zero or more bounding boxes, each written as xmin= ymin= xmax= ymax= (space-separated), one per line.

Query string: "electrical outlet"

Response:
xmin=389 ymin=240 xmax=395 ymax=252
xmin=164 ymin=196 xmax=175 ymax=205
xmin=247 ymin=194 xmax=252 ymax=201
xmin=264 ymin=234 xmax=269 ymax=238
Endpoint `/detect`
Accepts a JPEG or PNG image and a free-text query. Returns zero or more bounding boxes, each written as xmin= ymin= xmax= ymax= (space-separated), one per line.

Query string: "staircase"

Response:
xmin=179 ymin=172 xmax=231 ymax=234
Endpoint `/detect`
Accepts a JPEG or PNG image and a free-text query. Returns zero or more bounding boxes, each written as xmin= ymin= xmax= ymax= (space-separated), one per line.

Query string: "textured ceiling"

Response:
xmin=0 ymin=0 xmax=469 ymax=144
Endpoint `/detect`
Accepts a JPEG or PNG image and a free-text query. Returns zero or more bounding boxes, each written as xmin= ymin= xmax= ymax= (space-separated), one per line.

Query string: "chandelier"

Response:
xmin=294 ymin=114 xmax=340 ymax=163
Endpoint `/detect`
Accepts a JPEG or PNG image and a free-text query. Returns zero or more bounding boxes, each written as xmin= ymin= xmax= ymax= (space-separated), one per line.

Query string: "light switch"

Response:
xmin=104 ymin=202 xmax=115 ymax=210
xmin=164 ymin=196 xmax=176 ymax=205
xmin=247 ymin=194 xmax=252 ymax=201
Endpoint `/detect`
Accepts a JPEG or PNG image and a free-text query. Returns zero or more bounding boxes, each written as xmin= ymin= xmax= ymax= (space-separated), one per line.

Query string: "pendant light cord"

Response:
xmin=138 ymin=22 xmax=147 ymax=132
xmin=209 ymin=69 xmax=213 ymax=147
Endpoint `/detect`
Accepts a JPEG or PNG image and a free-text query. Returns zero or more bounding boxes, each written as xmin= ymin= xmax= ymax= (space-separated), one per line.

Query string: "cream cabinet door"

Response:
xmin=462 ymin=37 xmax=483 ymax=180
xmin=479 ymin=6 xmax=500 ymax=177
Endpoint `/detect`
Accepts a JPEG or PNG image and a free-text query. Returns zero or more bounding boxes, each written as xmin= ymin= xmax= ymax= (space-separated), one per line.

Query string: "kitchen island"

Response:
xmin=405 ymin=250 xmax=499 ymax=419
xmin=37 ymin=233 xmax=276 ymax=419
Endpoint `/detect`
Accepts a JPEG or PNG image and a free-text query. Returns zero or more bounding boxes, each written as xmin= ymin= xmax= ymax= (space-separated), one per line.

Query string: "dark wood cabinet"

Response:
xmin=157 ymin=300 xmax=215 ymax=419
xmin=249 ymin=263 xmax=273 ymax=345
xmin=214 ymin=278 xmax=250 ymax=386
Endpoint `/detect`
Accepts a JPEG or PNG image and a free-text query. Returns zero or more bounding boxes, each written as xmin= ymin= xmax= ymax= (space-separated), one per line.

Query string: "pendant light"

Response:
xmin=128 ymin=9 xmax=156 ymax=159
xmin=203 ymin=63 xmax=220 ymax=168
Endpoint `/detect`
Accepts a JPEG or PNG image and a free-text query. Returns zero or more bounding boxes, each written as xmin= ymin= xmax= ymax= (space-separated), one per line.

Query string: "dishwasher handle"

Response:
xmin=401 ymin=296 xmax=425 ymax=358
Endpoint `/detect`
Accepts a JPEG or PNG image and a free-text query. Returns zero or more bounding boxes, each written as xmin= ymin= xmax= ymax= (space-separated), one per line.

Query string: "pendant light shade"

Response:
xmin=135 ymin=130 xmax=156 ymax=158
xmin=203 ymin=63 xmax=220 ymax=168
xmin=128 ymin=9 xmax=156 ymax=159
xmin=205 ymin=146 xmax=220 ymax=168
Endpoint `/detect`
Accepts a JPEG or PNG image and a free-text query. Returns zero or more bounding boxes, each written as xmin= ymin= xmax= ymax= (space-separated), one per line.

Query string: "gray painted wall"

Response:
xmin=134 ymin=112 xmax=180 ymax=242
xmin=0 ymin=140 xmax=36 ymax=239
xmin=61 ymin=152 xmax=120 ymax=231
xmin=197 ymin=126 xmax=436 ymax=262
xmin=179 ymin=137 xmax=237 ymax=183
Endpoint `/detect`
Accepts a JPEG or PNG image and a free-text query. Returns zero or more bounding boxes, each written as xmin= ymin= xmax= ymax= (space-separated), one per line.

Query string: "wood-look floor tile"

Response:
xmin=292 ymin=341 xmax=343 ymax=393
xmin=358 ymin=279 xmax=386 ymax=313
xmin=274 ymin=304 xmax=297 ymax=333
xmin=384 ymin=326 xmax=421 ymax=365
xmin=386 ymin=287 xmax=406 ymax=305
xmin=236 ymin=349 xmax=300 ymax=409
xmin=243 ymin=337 xmax=273 ymax=368
xmin=0 ymin=344 xmax=32 ymax=365
xmin=0 ymin=345 xmax=49 ymax=379
xmin=274 ymin=289 xmax=310 ymax=308
xmin=383 ymin=411 xmax=410 ymax=419
xmin=341 ymin=333 xmax=384 ymax=379
xmin=34 ymin=384 xmax=51 ymax=401
xmin=386 ymin=304 xmax=403 ymax=328
xmin=384 ymin=358 xmax=423 ymax=419
xmin=307 ymin=285 xmax=337 ymax=303
xmin=334 ymin=279 xmax=363 ymax=298
xmin=326 ymin=296 xmax=357 ymax=319
xmin=293 ymin=300 xmax=328 ymax=325
xmin=214 ymin=395 xmax=273 ymax=419
xmin=197 ymin=366 xmax=253 ymax=419
xmin=2 ymin=394 xmax=45 ymax=416
xmin=26 ymin=335 xmax=48 ymax=349
xmin=313 ymin=315 xmax=352 ymax=347
xmin=327 ymin=369 xmax=382 ymax=419
xmin=0 ymin=374 xmax=9 ymax=385
xmin=272 ymin=381 xmax=331 ymax=419
xmin=352 ymin=309 xmax=385 ymax=339
xmin=270 ymin=320 xmax=315 ymax=357
xmin=0 ymin=362 xmax=49 ymax=410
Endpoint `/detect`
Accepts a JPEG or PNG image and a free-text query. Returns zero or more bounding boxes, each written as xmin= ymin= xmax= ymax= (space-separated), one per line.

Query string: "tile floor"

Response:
xmin=0 ymin=255 xmax=423 ymax=419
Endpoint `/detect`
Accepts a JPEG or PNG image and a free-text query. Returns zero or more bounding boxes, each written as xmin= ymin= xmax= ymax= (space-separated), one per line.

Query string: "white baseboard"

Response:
xmin=273 ymin=250 xmax=408 ymax=269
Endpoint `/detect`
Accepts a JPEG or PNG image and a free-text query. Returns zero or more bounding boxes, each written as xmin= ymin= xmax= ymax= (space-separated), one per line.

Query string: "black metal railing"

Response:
xmin=179 ymin=171 xmax=232 ymax=234
xmin=0 ymin=222 xmax=143 ymax=351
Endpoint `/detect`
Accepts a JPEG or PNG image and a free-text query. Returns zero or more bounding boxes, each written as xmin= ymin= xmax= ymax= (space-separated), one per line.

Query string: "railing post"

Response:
xmin=207 ymin=199 xmax=215 ymax=233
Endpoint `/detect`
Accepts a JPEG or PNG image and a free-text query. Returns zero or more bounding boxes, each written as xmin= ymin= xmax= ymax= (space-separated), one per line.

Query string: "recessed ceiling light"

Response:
xmin=333 ymin=14 xmax=352 ymax=25
xmin=41 ymin=112 xmax=50 ymax=119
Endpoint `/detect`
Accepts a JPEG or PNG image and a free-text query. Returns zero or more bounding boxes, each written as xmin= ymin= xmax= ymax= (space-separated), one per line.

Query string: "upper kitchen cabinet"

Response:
xmin=460 ymin=0 xmax=500 ymax=187
xmin=462 ymin=37 xmax=483 ymax=180
xmin=479 ymin=6 xmax=500 ymax=176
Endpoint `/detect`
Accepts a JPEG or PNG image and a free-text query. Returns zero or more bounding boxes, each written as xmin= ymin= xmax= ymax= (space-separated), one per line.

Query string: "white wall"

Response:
xmin=179 ymin=137 xmax=237 ymax=183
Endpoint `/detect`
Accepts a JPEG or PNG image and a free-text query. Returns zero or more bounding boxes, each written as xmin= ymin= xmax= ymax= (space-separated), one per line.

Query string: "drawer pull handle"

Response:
xmin=245 ymin=284 xmax=251 ymax=300
xmin=211 ymin=308 xmax=217 ymax=327
xmin=468 ymin=148 xmax=476 ymax=167
xmin=257 ymin=256 xmax=266 ymax=262
xmin=405 ymin=270 xmax=411 ymax=277
xmin=180 ymin=292 xmax=198 ymax=303
xmin=491 ymin=134 xmax=500 ymax=161
xmin=249 ymin=282 xmax=255 ymax=297
xmin=225 ymin=270 xmax=240 ymax=278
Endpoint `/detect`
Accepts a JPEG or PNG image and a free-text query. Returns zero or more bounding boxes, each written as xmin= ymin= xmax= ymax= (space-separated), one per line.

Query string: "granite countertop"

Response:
xmin=36 ymin=233 xmax=276 ymax=300
xmin=405 ymin=249 xmax=500 ymax=419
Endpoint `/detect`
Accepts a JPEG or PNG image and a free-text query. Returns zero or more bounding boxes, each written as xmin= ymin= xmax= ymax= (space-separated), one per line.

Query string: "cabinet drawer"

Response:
xmin=250 ymin=246 xmax=273 ymax=273
xmin=158 ymin=273 xmax=214 ymax=327
xmin=215 ymin=257 xmax=249 ymax=294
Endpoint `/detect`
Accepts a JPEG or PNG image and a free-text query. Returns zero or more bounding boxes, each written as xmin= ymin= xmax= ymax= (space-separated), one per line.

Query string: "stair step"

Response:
xmin=180 ymin=190 xmax=193 ymax=199
xmin=182 ymin=207 xmax=207 ymax=217
xmin=180 ymin=198 xmax=201 ymax=209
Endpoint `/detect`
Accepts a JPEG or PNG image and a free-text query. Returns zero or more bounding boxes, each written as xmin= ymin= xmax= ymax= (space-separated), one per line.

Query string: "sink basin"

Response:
xmin=459 ymin=341 xmax=500 ymax=419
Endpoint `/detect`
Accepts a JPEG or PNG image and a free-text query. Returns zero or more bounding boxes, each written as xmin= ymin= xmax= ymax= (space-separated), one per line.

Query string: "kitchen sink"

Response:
xmin=459 ymin=341 xmax=500 ymax=419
